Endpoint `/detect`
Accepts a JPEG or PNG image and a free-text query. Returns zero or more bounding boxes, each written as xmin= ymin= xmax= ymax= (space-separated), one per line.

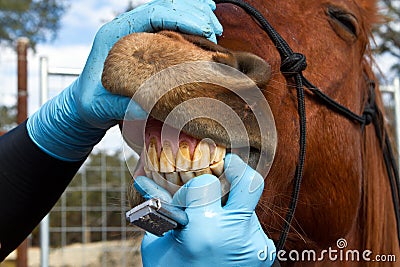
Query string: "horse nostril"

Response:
xmin=233 ymin=52 xmax=272 ymax=89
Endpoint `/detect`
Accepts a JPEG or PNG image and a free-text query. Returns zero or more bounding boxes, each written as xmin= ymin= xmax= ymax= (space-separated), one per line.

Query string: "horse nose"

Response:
xmin=213 ymin=51 xmax=271 ymax=89
xmin=231 ymin=52 xmax=271 ymax=89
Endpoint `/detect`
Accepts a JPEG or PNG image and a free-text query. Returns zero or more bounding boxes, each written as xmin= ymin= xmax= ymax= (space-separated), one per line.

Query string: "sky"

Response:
xmin=0 ymin=0 xmax=151 ymax=110
xmin=0 ymin=0 xmax=150 ymax=152
xmin=0 ymin=0 xmax=398 ymax=150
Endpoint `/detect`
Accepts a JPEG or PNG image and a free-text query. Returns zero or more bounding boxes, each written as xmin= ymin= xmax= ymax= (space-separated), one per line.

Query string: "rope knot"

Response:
xmin=280 ymin=53 xmax=307 ymax=76
xmin=362 ymin=79 xmax=377 ymax=126
xmin=362 ymin=107 xmax=375 ymax=126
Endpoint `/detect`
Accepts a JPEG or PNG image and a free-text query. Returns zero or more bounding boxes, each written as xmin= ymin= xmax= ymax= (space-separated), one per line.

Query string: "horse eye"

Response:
xmin=327 ymin=7 xmax=358 ymax=37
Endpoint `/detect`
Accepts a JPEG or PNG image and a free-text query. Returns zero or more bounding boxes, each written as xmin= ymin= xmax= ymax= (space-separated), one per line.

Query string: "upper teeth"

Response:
xmin=176 ymin=142 xmax=191 ymax=171
xmin=192 ymin=141 xmax=211 ymax=170
xmin=143 ymin=139 xmax=226 ymax=194
xmin=160 ymin=141 xmax=175 ymax=173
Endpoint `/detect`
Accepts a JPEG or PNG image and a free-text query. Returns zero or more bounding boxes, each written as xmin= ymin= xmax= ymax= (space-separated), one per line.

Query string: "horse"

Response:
xmin=214 ymin=0 xmax=400 ymax=266
xmin=102 ymin=0 xmax=400 ymax=266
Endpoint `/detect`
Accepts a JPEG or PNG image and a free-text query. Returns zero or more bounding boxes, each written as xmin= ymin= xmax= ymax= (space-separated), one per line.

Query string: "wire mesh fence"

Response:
xmin=30 ymin=151 xmax=143 ymax=267
xmin=25 ymin=58 xmax=143 ymax=267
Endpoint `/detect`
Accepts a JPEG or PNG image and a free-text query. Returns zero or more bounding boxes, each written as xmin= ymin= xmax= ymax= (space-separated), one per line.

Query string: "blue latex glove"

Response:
xmin=135 ymin=154 xmax=276 ymax=267
xmin=26 ymin=0 xmax=223 ymax=161
xmin=132 ymin=0 xmax=223 ymax=43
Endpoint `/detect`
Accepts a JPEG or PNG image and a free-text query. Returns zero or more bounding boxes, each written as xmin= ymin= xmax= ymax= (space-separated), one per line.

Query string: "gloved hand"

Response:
xmin=132 ymin=0 xmax=223 ymax=43
xmin=135 ymin=154 xmax=276 ymax=267
xmin=26 ymin=0 xmax=223 ymax=161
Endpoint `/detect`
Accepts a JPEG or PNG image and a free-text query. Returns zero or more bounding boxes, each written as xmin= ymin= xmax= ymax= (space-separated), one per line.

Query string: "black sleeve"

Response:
xmin=0 ymin=121 xmax=85 ymax=261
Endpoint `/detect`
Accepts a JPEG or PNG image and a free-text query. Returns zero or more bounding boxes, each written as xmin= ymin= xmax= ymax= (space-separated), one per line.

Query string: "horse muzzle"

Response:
xmin=103 ymin=31 xmax=277 ymax=207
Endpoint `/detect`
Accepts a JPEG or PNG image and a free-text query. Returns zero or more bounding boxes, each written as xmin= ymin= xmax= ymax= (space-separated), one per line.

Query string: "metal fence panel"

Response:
xmin=37 ymin=57 xmax=142 ymax=267
xmin=380 ymin=77 xmax=400 ymax=167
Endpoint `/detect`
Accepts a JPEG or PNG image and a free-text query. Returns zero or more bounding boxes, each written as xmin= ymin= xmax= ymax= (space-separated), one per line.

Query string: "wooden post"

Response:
xmin=16 ymin=37 xmax=29 ymax=267
xmin=17 ymin=37 xmax=29 ymax=124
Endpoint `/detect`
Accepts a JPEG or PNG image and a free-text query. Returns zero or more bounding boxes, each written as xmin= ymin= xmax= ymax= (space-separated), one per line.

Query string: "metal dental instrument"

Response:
xmin=126 ymin=198 xmax=189 ymax=236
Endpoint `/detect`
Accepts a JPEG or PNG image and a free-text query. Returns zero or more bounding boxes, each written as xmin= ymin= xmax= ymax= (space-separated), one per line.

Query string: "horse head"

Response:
xmin=102 ymin=0 xmax=399 ymax=265
xmin=214 ymin=0 xmax=399 ymax=265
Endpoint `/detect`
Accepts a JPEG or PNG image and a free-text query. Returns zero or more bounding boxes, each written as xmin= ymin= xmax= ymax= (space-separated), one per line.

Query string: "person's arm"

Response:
xmin=0 ymin=121 xmax=84 ymax=261
xmin=0 ymin=0 xmax=222 ymax=261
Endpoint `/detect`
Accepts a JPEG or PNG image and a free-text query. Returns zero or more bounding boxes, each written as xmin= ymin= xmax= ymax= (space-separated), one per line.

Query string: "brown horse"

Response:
xmin=102 ymin=0 xmax=399 ymax=266
xmin=214 ymin=0 xmax=400 ymax=266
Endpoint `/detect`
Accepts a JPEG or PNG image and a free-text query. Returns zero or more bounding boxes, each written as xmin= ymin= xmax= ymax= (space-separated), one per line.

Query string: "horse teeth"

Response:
xmin=152 ymin=171 xmax=167 ymax=188
xmin=211 ymin=146 xmax=226 ymax=164
xmin=191 ymin=141 xmax=211 ymax=171
xmin=165 ymin=172 xmax=182 ymax=194
xmin=165 ymin=172 xmax=181 ymax=185
xmin=195 ymin=167 xmax=212 ymax=176
xmin=176 ymin=142 xmax=192 ymax=171
xmin=153 ymin=172 xmax=180 ymax=195
xmin=143 ymin=165 xmax=153 ymax=179
xmin=160 ymin=142 xmax=175 ymax=173
xmin=179 ymin=171 xmax=195 ymax=183
xmin=147 ymin=138 xmax=159 ymax=172
xmin=141 ymin=138 xmax=227 ymax=194
xmin=210 ymin=160 xmax=224 ymax=176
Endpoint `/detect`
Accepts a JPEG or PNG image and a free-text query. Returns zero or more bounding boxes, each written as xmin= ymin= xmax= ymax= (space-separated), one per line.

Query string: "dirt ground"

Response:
xmin=2 ymin=238 xmax=143 ymax=267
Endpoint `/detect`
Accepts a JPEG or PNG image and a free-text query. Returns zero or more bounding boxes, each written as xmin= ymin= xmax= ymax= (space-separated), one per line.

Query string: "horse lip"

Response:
xmin=159 ymin=116 xmax=262 ymax=170
xmin=161 ymin=116 xmax=259 ymax=149
xmin=159 ymin=120 xmax=262 ymax=170
xmin=167 ymin=116 xmax=268 ymax=172
xmin=161 ymin=115 xmax=259 ymax=149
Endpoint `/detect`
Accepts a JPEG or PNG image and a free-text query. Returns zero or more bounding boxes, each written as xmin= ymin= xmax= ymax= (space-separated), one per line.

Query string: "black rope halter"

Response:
xmin=214 ymin=0 xmax=400 ymax=251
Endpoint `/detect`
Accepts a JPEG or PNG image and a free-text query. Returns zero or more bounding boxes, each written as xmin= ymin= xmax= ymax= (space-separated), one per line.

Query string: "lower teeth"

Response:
xmin=129 ymin=140 xmax=229 ymax=206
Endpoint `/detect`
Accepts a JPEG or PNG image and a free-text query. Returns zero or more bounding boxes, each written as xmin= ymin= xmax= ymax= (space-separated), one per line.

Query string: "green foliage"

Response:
xmin=0 ymin=105 xmax=17 ymax=132
xmin=0 ymin=0 xmax=67 ymax=49
xmin=374 ymin=0 xmax=400 ymax=74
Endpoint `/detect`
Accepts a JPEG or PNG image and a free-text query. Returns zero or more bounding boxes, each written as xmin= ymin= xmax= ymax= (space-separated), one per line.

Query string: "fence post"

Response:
xmin=16 ymin=37 xmax=29 ymax=267
xmin=39 ymin=56 xmax=50 ymax=267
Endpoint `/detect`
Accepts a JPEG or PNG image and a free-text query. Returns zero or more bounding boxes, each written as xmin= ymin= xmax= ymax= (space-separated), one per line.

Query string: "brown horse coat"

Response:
xmin=102 ymin=1 xmax=400 ymax=265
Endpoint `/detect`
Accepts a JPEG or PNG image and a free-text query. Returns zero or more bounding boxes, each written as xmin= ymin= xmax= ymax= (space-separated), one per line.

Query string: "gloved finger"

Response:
xmin=79 ymin=84 xmax=147 ymax=128
xmin=123 ymin=97 xmax=147 ymax=121
xmin=142 ymin=232 xmax=159 ymax=247
xmin=133 ymin=177 xmax=188 ymax=226
xmin=134 ymin=176 xmax=173 ymax=203
xmin=207 ymin=33 xmax=218 ymax=44
xmin=141 ymin=232 xmax=177 ymax=266
xmin=172 ymin=174 xmax=222 ymax=210
xmin=95 ymin=94 xmax=147 ymax=123
xmin=201 ymin=0 xmax=217 ymax=11
xmin=206 ymin=9 xmax=223 ymax=37
xmin=192 ymin=5 xmax=223 ymax=38
xmin=150 ymin=11 xmax=214 ymax=38
xmin=223 ymin=154 xmax=264 ymax=211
